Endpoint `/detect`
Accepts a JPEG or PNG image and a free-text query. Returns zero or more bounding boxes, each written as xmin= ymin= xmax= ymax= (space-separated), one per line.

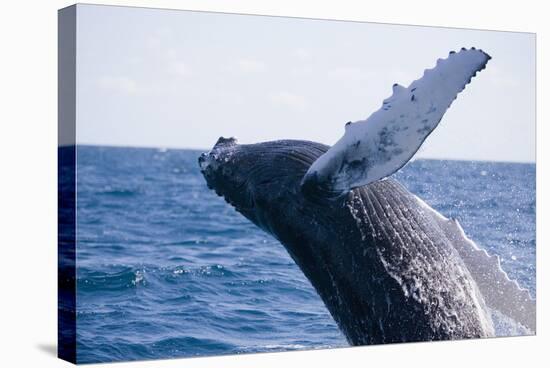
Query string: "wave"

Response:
xmin=77 ymin=263 xmax=245 ymax=293
xmin=77 ymin=267 xmax=146 ymax=292
xmin=490 ymin=308 xmax=533 ymax=337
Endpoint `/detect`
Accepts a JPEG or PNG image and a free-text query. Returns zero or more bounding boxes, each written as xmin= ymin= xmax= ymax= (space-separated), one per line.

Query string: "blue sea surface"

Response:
xmin=75 ymin=146 xmax=536 ymax=364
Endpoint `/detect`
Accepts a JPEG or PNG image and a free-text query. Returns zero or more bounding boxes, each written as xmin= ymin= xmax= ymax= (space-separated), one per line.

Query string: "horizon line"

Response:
xmin=62 ymin=142 xmax=536 ymax=165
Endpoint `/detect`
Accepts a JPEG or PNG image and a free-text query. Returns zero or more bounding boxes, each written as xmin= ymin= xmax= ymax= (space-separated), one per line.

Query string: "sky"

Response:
xmin=74 ymin=4 xmax=536 ymax=162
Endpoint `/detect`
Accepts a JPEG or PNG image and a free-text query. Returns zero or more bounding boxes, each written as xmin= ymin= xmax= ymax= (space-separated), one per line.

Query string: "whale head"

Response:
xmin=199 ymin=137 xmax=253 ymax=212
xmin=199 ymin=138 xmax=329 ymax=231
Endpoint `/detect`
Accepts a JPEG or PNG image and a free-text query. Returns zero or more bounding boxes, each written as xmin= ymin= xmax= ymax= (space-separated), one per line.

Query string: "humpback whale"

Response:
xmin=198 ymin=48 xmax=535 ymax=345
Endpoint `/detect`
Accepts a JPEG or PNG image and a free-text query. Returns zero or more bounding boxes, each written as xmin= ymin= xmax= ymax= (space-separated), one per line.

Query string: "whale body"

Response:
xmin=198 ymin=48 xmax=535 ymax=344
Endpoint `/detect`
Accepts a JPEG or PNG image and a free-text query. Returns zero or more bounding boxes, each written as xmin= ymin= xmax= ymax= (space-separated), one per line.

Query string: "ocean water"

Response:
xmin=74 ymin=146 xmax=536 ymax=364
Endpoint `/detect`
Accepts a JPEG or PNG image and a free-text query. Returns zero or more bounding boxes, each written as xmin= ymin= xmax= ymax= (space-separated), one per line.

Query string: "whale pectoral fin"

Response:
xmin=301 ymin=48 xmax=491 ymax=199
xmin=415 ymin=195 xmax=536 ymax=332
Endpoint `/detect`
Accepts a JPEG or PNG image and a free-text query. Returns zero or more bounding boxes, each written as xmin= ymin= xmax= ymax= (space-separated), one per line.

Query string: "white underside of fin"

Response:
xmin=414 ymin=195 xmax=536 ymax=332
xmin=302 ymin=48 xmax=491 ymax=197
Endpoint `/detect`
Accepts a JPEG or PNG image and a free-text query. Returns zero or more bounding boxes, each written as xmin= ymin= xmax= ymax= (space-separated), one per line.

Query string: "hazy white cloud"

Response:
xmin=294 ymin=48 xmax=311 ymax=61
xmin=98 ymin=76 xmax=142 ymax=95
xmin=170 ymin=61 xmax=192 ymax=77
xmin=327 ymin=67 xmax=376 ymax=82
xmin=290 ymin=65 xmax=315 ymax=77
xmin=237 ymin=58 xmax=267 ymax=73
xmin=269 ymin=91 xmax=307 ymax=110
xmin=217 ymin=90 xmax=245 ymax=105
xmin=165 ymin=47 xmax=178 ymax=59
